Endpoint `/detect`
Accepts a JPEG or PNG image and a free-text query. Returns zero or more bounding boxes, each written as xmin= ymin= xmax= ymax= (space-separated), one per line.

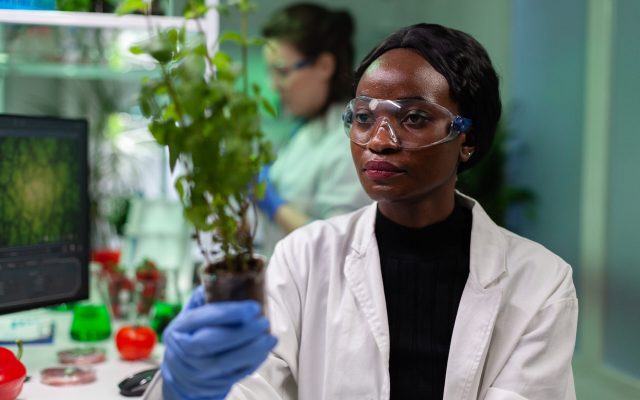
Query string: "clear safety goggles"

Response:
xmin=342 ymin=96 xmax=472 ymax=149
xmin=267 ymin=58 xmax=314 ymax=82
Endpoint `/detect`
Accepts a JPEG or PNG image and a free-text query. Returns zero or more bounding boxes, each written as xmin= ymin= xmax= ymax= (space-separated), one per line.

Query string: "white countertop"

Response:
xmin=2 ymin=308 xmax=164 ymax=400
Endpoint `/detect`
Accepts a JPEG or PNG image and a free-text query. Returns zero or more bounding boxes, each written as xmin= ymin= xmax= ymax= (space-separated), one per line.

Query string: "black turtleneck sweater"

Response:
xmin=375 ymin=203 xmax=472 ymax=399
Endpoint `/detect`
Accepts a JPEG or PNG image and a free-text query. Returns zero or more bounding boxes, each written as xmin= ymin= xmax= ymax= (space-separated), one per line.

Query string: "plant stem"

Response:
xmin=16 ymin=339 xmax=23 ymax=361
xmin=194 ymin=229 xmax=212 ymax=265
xmin=241 ymin=3 xmax=253 ymax=270
xmin=241 ymin=4 xmax=248 ymax=94
xmin=239 ymin=198 xmax=253 ymax=260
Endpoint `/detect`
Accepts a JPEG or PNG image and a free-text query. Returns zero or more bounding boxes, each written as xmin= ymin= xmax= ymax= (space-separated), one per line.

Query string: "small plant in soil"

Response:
xmin=117 ymin=0 xmax=274 ymax=304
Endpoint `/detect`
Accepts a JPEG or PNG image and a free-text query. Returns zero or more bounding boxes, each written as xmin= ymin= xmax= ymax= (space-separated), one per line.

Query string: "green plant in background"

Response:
xmin=57 ymin=0 xmax=93 ymax=12
xmin=57 ymin=0 xmax=118 ymax=12
xmin=58 ymin=0 xmax=144 ymax=13
xmin=457 ymin=122 xmax=535 ymax=228
xmin=117 ymin=0 xmax=274 ymax=269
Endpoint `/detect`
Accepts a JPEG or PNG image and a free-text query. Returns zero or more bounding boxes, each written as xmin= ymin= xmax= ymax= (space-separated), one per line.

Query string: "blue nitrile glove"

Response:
xmin=255 ymin=165 xmax=286 ymax=221
xmin=161 ymin=286 xmax=277 ymax=400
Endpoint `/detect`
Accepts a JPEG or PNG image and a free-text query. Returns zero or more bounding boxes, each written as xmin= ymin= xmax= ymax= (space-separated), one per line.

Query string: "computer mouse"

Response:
xmin=118 ymin=367 xmax=159 ymax=397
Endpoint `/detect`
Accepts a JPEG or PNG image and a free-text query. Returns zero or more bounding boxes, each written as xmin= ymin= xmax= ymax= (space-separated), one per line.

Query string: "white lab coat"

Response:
xmin=254 ymin=102 xmax=372 ymax=257
xmin=145 ymin=193 xmax=578 ymax=400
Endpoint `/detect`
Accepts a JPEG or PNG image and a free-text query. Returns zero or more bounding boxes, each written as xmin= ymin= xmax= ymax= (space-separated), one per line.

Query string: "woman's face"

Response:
xmin=351 ymin=48 xmax=473 ymax=221
xmin=264 ymin=40 xmax=332 ymax=118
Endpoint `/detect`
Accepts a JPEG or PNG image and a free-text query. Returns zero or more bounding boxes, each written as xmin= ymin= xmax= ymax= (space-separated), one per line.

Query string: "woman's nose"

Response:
xmin=271 ymin=77 xmax=285 ymax=92
xmin=366 ymin=119 xmax=400 ymax=152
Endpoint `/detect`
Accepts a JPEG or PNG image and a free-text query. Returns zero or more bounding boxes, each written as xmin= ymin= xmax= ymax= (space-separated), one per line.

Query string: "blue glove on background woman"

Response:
xmin=256 ymin=165 xmax=286 ymax=220
xmin=161 ymin=286 xmax=277 ymax=400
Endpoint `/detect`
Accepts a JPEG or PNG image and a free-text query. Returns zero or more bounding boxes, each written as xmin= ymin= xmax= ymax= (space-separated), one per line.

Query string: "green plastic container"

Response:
xmin=149 ymin=301 xmax=181 ymax=340
xmin=70 ymin=304 xmax=112 ymax=342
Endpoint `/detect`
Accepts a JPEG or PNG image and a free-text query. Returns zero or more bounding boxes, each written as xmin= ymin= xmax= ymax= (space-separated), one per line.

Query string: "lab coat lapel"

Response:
xmin=343 ymin=204 xmax=390 ymax=359
xmin=344 ymin=243 xmax=390 ymax=358
xmin=443 ymin=194 xmax=507 ymax=400
xmin=443 ymin=283 xmax=502 ymax=400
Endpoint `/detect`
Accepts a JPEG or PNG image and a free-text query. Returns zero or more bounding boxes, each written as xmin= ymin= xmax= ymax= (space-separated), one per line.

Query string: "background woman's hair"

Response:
xmin=262 ymin=3 xmax=355 ymax=109
xmin=354 ymin=23 xmax=502 ymax=173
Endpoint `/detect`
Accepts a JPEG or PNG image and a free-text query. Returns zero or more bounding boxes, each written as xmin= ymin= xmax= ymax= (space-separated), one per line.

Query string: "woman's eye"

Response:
xmin=354 ymin=112 xmax=373 ymax=124
xmin=403 ymin=111 xmax=431 ymax=127
xmin=269 ymin=66 xmax=289 ymax=78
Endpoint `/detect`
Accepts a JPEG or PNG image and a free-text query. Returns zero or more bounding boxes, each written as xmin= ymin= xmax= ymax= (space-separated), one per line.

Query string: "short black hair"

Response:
xmin=262 ymin=3 xmax=355 ymax=108
xmin=354 ymin=23 xmax=502 ymax=173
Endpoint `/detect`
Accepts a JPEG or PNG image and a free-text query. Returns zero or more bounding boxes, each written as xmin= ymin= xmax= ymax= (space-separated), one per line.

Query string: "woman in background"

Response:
xmin=254 ymin=3 xmax=371 ymax=256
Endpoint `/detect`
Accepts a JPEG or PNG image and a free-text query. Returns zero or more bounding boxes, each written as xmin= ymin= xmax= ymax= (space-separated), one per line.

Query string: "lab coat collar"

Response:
xmin=457 ymin=191 xmax=507 ymax=289
xmin=348 ymin=193 xmax=507 ymax=290
xmin=344 ymin=193 xmax=507 ymax=399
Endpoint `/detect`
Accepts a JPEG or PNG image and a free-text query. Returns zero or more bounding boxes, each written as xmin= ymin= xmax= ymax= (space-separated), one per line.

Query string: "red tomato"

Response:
xmin=115 ymin=326 xmax=157 ymax=361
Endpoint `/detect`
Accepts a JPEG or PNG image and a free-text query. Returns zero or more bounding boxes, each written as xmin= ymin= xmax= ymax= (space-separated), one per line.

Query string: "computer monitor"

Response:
xmin=0 ymin=114 xmax=89 ymax=314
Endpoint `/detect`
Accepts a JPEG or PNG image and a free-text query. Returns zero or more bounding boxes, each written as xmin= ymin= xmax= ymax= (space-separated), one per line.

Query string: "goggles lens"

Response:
xmin=342 ymin=96 xmax=472 ymax=149
xmin=268 ymin=58 xmax=314 ymax=80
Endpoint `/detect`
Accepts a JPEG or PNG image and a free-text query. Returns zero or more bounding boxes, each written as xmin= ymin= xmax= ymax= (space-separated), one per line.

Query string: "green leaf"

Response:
xmin=193 ymin=43 xmax=208 ymax=57
xmin=235 ymin=0 xmax=256 ymax=13
xmin=149 ymin=120 xmax=168 ymax=144
xmin=178 ymin=27 xmax=187 ymax=45
xmin=261 ymin=98 xmax=277 ymax=118
xmin=140 ymin=34 xmax=175 ymax=64
xmin=254 ymin=181 xmax=266 ymax=200
xmin=174 ymin=176 xmax=187 ymax=201
xmin=195 ymin=4 xmax=209 ymax=16
xmin=168 ymin=146 xmax=179 ymax=172
xmin=214 ymin=4 xmax=230 ymax=16
xmin=184 ymin=205 xmax=213 ymax=230
xmin=246 ymin=37 xmax=266 ymax=47
xmin=219 ymin=31 xmax=244 ymax=45
xmin=139 ymin=96 xmax=152 ymax=118
xmin=184 ymin=3 xmax=210 ymax=19
xmin=212 ymin=51 xmax=237 ymax=82
xmin=151 ymin=49 xmax=172 ymax=64
xmin=167 ymin=28 xmax=179 ymax=46
xmin=115 ymin=0 xmax=147 ymax=15
xmin=129 ymin=45 xmax=144 ymax=55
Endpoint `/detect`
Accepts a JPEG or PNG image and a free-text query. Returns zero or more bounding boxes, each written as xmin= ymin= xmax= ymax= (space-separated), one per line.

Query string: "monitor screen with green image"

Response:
xmin=0 ymin=114 xmax=89 ymax=314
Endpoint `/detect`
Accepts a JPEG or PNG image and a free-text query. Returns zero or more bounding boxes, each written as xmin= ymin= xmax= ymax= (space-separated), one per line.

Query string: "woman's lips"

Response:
xmin=363 ymin=160 xmax=404 ymax=179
